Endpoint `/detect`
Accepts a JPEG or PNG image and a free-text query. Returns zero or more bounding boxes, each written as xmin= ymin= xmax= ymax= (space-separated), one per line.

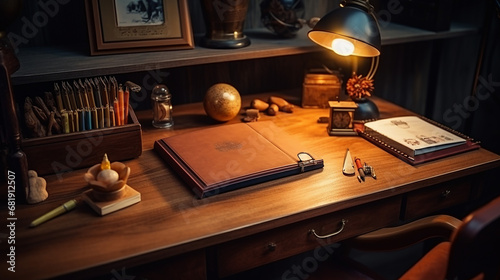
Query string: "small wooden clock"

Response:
xmin=328 ymin=101 xmax=358 ymax=136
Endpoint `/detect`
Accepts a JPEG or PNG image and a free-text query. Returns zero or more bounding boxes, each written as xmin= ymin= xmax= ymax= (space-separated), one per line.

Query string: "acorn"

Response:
xmin=267 ymin=103 xmax=279 ymax=116
xmin=250 ymin=98 xmax=270 ymax=111
xmin=268 ymin=96 xmax=293 ymax=113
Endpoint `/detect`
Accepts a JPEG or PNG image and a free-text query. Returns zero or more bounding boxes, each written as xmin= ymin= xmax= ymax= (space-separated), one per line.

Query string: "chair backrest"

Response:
xmin=447 ymin=196 xmax=500 ymax=280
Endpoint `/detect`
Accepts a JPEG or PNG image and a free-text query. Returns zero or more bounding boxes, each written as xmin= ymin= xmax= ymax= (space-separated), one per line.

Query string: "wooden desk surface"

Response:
xmin=4 ymin=92 xmax=500 ymax=279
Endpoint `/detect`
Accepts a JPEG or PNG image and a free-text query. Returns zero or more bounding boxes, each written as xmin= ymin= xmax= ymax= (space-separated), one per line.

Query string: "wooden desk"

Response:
xmin=4 ymin=92 xmax=500 ymax=280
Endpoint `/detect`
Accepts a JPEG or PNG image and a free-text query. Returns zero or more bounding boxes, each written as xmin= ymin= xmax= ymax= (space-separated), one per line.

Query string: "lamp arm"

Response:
xmin=367 ymin=56 xmax=379 ymax=80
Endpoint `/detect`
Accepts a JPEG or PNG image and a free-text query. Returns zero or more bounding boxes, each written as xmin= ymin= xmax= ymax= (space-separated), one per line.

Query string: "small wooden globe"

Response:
xmin=203 ymin=83 xmax=242 ymax=122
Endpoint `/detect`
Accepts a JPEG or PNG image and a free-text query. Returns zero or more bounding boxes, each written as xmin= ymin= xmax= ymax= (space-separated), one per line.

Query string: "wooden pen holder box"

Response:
xmin=21 ymin=106 xmax=142 ymax=176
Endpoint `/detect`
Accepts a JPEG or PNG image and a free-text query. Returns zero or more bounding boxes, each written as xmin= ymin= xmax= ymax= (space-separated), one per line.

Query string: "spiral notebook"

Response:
xmin=357 ymin=116 xmax=480 ymax=165
xmin=154 ymin=122 xmax=324 ymax=198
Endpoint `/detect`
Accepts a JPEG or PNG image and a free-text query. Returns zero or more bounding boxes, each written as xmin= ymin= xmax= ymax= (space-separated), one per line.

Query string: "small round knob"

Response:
xmin=267 ymin=242 xmax=277 ymax=252
xmin=441 ymin=190 xmax=451 ymax=198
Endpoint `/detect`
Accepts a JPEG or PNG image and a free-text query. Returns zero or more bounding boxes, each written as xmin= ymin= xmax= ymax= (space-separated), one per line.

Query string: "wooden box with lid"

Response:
xmin=301 ymin=69 xmax=342 ymax=108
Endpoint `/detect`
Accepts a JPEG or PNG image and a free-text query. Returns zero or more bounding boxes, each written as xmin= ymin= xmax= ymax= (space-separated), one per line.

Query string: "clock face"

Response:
xmin=332 ymin=111 xmax=352 ymax=129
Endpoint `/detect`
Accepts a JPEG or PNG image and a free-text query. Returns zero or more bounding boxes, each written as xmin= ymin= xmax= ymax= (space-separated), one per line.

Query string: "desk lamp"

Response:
xmin=308 ymin=0 xmax=381 ymax=121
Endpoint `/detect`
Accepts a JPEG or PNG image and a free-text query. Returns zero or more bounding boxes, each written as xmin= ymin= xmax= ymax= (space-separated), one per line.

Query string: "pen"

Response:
xmin=354 ymin=157 xmax=365 ymax=182
xmin=30 ymin=199 xmax=78 ymax=228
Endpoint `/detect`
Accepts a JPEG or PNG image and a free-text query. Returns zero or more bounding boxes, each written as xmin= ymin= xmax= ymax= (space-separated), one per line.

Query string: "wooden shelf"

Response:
xmin=11 ymin=22 xmax=478 ymax=85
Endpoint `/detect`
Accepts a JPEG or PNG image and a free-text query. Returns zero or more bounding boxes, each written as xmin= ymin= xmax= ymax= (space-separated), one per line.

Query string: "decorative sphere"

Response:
xmin=203 ymin=83 xmax=242 ymax=122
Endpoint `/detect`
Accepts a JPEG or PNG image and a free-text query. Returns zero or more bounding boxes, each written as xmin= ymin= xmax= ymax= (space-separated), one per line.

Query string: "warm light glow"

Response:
xmin=331 ymin=38 xmax=355 ymax=56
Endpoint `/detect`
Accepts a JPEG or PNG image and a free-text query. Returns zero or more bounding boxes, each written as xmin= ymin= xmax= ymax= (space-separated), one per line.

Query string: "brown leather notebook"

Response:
xmin=154 ymin=122 xmax=324 ymax=198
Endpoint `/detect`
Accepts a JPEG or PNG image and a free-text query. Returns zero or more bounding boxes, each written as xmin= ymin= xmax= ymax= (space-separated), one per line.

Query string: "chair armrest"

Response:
xmin=345 ymin=215 xmax=462 ymax=251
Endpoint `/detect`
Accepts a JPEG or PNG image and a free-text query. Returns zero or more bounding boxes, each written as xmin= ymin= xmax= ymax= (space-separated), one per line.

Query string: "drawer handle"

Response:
xmin=310 ymin=219 xmax=346 ymax=239
xmin=267 ymin=242 xmax=277 ymax=252
xmin=441 ymin=190 xmax=451 ymax=198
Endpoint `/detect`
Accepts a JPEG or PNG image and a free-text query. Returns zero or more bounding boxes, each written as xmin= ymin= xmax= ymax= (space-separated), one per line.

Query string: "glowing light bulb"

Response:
xmin=331 ymin=38 xmax=354 ymax=56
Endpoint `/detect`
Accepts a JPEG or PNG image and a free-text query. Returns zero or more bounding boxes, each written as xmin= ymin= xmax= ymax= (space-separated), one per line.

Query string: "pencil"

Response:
xmin=113 ymin=98 xmax=121 ymax=126
xmin=110 ymin=106 xmax=116 ymax=127
xmin=104 ymin=105 xmax=110 ymax=128
xmin=123 ymin=86 xmax=130 ymax=124
xmin=54 ymin=83 xmax=64 ymax=112
xmin=118 ymin=85 xmax=124 ymax=125
xmin=67 ymin=82 xmax=77 ymax=111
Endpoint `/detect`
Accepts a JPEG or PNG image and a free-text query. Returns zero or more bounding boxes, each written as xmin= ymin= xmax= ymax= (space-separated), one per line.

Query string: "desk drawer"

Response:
xmin=216 ymin=196 xmax=401 ymax=277
xmin=404 ymin=177 xmax=472 ymax=220
xmin=92 ymin=249 xmax=206 ymax=280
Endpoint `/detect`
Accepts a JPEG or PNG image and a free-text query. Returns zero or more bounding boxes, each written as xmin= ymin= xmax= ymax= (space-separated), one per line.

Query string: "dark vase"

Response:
xmin=353 ymin=98 xmax=379 ymax=120
xmin=200 ymin=0 xmax=251 ymax=49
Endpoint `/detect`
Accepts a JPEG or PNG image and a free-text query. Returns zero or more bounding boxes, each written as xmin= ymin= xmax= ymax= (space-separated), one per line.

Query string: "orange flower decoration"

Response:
xmin=346 ymin=73 xmax=374 ymax=99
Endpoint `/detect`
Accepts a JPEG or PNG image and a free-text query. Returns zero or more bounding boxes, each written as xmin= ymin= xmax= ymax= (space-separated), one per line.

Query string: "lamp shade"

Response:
xmin=308 ymin=4 xmax=381 ymax=57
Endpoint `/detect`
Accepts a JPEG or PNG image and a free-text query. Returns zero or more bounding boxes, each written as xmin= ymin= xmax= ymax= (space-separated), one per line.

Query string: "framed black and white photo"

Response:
xmin=115 ymin=0 xmax=166 ymax=27
xmin=85 ymin=0 xmax=193 ymax=55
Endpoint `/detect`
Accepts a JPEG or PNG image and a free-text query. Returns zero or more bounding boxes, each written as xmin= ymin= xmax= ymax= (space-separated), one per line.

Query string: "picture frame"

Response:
xmin=85 ymin=0 xmax=194 ymax=55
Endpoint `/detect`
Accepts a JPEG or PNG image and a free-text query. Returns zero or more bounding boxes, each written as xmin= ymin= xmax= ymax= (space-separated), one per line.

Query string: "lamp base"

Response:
xmin=353 ymin=98 xmax=379 ymax=120
xmin=200 ymin=36 xmax=251 ymax=49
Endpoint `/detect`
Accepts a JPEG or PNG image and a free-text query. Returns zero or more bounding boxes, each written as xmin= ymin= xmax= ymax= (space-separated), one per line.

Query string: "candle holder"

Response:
xmin=83 ymin=154 xmax=141 ymax=215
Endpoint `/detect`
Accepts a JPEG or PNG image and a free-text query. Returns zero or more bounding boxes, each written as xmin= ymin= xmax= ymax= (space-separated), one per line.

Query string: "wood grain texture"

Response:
xmin=5 ymin=93 xmax=500 ymax=280
xmin=216 ymin=196 xmax=402 ymax=277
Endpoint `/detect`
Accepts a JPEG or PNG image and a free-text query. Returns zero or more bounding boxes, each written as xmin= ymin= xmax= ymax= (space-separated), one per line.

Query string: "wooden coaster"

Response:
xmin=83 ymin=185 xmax=141 ymax=216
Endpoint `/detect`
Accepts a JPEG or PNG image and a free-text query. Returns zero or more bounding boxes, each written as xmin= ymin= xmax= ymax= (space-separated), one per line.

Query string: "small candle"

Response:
xmin=101 ymin=153 xmax=111 ymax=170
xmin=97 ymin=154 xmax=119 ymax=186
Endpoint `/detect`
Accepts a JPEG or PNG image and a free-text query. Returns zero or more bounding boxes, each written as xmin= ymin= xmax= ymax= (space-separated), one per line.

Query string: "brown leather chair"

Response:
xmin=343 ymin=196 xmax=500 ymax=280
